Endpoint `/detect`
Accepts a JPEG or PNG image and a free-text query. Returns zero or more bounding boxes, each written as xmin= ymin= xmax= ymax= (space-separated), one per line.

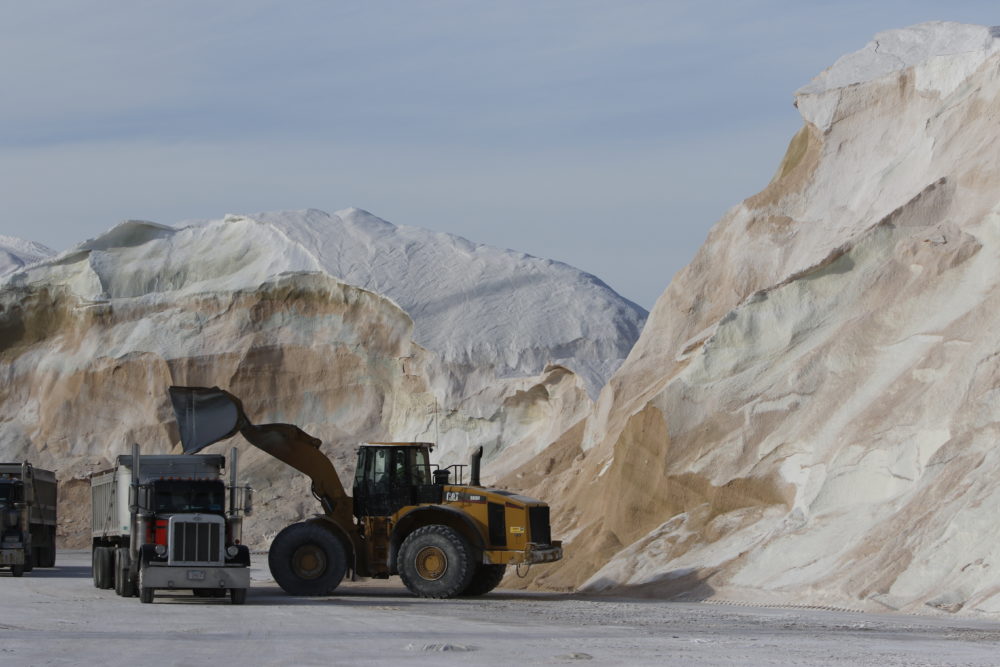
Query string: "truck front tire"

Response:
xmin=398 ymin=525 xmax=476 ymax=599
xmin=230 ymin=587 xmax=247 ymax=605
xmin=114 ymin=548 xmax=135 ymax=597
xmin=11 ymin=563 xmax=24 ymax=577
xmin=268 ymin=522 xmax=348 ymax=596
xmin=138 ymin=565 xmax=154 ymax=604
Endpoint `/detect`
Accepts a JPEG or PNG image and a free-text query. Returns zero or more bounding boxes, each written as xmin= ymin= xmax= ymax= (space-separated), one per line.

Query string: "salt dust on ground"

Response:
xmin=2 ymin=551 xmax=998 ymax=666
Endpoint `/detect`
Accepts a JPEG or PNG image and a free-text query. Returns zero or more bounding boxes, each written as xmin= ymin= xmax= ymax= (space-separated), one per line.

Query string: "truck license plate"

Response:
xmin=187 ymin=570 xmax=206 ymax=581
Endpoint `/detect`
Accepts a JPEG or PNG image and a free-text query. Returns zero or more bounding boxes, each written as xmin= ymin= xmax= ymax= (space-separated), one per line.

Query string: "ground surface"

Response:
xmin=2 ymin=552 xmax=999 ymax=666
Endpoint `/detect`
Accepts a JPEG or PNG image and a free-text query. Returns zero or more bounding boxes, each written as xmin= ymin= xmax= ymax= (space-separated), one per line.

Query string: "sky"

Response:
xmin=2 ymin=1 xmax=999 ymax=309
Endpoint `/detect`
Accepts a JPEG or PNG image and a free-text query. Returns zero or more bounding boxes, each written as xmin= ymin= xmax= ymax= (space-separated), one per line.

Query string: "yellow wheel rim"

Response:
xmin=414 ymin=546 xmax=448 ymax=581
xmin=292 ymin=544 xmax=327 ymax=579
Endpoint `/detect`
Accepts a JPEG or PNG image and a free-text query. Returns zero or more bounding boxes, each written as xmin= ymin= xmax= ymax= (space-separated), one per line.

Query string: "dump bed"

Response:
xmin=0 ymin=463 xmax=57 ymax=528
xmin=91 ymin=467 xmax=132 ymax=538
xmin=90 ymin=454 xmax=226 ymax=538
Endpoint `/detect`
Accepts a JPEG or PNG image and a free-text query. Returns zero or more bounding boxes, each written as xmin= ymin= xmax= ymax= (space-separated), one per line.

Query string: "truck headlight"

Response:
xmin=154 ymin=544 xmax=166 ymax=557
xmin=226 ymin=545 xmax=239 ymax=558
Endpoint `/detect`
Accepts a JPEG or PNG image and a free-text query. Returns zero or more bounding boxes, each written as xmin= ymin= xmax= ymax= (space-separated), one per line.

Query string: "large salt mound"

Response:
xmin=0 ymin=208 xmax=638 ymax=547
xmin=503 ymin=22 xmax=1000 ymax=615
xmin=10 ymin=208 xmax=645 ymax=399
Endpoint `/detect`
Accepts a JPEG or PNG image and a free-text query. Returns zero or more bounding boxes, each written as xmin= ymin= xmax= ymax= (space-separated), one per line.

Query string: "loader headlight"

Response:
xmin=226 ymin=545 xmax=239 ymax=558
xmin=154 ymin=544 xmax=166 ymax=557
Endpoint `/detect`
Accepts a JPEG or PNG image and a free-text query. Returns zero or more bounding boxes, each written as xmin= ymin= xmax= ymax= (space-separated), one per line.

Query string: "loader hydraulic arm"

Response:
xmin=168 ymin=386 xmax=353 ymax=525
xmin=238 ymin=422 xmax=349 ymax=518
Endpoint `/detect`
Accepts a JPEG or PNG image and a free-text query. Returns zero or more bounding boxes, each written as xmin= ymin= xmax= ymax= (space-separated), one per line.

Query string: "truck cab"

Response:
xmin=91 ymin=448 xmax=253 ymax=604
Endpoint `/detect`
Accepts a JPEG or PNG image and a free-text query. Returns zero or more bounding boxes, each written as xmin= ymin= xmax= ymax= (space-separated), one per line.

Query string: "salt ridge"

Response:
xmin=7 ymin=208 xmax=647 ymax=398
xmin=0 ymin=235 xmax=56 ymax=277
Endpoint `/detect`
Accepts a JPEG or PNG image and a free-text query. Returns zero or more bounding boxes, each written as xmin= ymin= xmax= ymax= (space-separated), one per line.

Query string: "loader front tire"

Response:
xmin=269 ymin=522 xmax=348 ymax=596
xmin=398 ymin=525 xmax=476 ymax=599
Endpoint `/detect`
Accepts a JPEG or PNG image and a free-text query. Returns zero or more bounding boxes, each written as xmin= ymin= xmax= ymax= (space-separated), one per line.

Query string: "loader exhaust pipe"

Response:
xmin=470 ymin=446 xmax=483 ymax=487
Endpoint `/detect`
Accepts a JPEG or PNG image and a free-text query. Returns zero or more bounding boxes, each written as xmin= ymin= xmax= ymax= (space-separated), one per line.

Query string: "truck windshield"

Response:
xmin=152 ymin=480 xmax=225 ymax=514
xmin=0 ymin=482 xmax=16 ymax=501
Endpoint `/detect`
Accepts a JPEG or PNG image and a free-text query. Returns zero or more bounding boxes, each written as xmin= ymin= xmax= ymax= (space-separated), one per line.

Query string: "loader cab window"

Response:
xmin=354 ymin=446 xmax=434 ymax=517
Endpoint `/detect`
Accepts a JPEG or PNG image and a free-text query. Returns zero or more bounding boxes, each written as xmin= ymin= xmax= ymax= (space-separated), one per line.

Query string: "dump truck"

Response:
xmin=169 ymin=385 xmax=562 ymax=598
xmin=90 ymin=444 xmax=253 ymax=603
xmin=0 ymin=462 xmax=57 ymax=576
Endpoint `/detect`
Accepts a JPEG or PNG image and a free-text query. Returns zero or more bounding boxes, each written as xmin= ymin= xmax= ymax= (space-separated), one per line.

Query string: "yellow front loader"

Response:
xmin=168 ymin=386 xmax=562 ymax=598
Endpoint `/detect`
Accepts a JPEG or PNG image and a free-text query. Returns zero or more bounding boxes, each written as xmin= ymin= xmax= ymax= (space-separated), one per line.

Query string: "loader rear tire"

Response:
xmin=268 ymin=522 xmax=348 ymax=596
xmin=463 ymin=564 xmax=506 ymax=596
xmin=398 ymin=525 xmax=476 ymax=599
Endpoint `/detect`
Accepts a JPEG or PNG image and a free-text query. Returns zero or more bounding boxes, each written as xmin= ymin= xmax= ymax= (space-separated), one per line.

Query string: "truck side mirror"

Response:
xmin=243 ymin=487 xmax=253 ymax=517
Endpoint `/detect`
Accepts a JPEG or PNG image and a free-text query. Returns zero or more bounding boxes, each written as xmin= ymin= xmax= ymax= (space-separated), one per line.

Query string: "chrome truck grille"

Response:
xmin=167 ymin=514 xmax=224 ymax=566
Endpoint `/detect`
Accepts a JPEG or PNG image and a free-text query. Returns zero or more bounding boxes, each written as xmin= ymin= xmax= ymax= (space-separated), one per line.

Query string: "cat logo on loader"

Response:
xmin=168 ymin=386 xmax=562 ymax=598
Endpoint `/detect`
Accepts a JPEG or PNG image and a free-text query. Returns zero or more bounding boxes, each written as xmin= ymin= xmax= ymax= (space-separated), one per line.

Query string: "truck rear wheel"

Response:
xmin=93 ymin=547 xmax=113 ymax=589
xmin=463 ymin=564 xmax=506 ymax=596
xmin=268 ymin=522 xmax=348 ymax=596
xmin=42 ymin=528 xmax=56 ymax=567
xmin=398 ymin=525 xmax=476 ymax=599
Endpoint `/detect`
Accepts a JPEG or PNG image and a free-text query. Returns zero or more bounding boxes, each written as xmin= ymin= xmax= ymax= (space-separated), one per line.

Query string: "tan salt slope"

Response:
xmin=504 ymin=22 xmax=1000 ymax=614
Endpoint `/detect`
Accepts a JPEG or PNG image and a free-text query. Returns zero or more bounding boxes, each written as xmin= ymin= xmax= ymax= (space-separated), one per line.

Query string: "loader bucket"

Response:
xmin=168 ymin=386 xmax=247 ymax=454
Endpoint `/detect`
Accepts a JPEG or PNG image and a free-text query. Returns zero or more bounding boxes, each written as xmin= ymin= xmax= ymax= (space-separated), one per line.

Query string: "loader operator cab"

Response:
xmin=352 ymin=443 xmax=440 ymax=517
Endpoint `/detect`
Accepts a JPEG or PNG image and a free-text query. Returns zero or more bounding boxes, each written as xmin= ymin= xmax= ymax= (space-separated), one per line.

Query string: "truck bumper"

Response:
xmin=484 ymin=541 xmax=563 ymax=566
xmin=0 ymin=548 xmax=25 ymax=566
xmin=142 ymin=564 xmax=250 ymax=590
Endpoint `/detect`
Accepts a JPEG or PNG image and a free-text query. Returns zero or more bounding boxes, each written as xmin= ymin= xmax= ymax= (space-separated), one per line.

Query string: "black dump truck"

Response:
xmin=0 ymin=462 xmax=58 ymax=577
